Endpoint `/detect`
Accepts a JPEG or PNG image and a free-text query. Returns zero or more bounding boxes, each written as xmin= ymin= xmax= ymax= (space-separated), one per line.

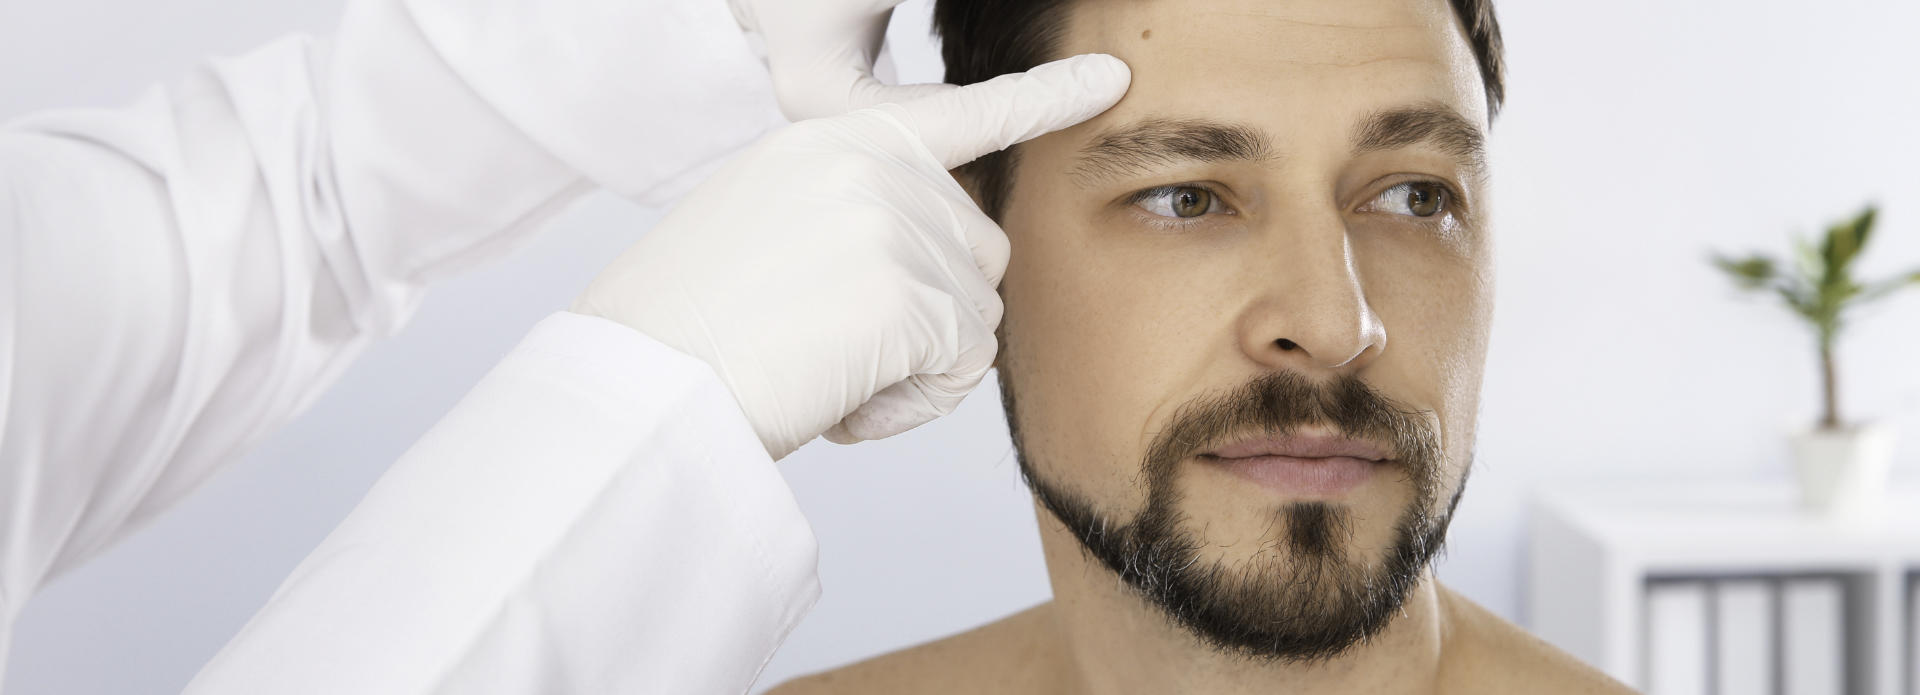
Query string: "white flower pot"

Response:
xmin=1789 ymin=423 xmax=1896 ymax=519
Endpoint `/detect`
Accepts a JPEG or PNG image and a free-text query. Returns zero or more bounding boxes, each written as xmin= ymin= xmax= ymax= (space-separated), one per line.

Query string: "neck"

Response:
xmin=1030 ymin=501 xmax=1450 ymax=695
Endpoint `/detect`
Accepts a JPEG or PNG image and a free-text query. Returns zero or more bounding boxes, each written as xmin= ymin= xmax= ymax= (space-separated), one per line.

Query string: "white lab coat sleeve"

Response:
xmin=185 ymin=311 xmax=821 ymax=694
xmin=0 ymin=0 xmax=780 ymax=641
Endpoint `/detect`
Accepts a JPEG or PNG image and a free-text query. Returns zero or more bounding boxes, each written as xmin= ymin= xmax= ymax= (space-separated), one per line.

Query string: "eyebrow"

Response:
xmin=1071 ymin=118 xmax=1275 ymax=186
xmin=1350 ymin=103 xmax=1487 ymax=179
xmin=1070 ymin=103 xmax=1487 ymax=187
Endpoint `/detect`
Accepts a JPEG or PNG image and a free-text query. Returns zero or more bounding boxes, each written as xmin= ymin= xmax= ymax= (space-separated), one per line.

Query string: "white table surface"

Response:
xmin=1534 ymin=481 xmax=1920 ymax=573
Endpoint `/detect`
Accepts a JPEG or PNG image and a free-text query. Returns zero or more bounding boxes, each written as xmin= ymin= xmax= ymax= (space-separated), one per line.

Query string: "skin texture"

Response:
xmin=773 ymin=0 xmax=1632 ymax=691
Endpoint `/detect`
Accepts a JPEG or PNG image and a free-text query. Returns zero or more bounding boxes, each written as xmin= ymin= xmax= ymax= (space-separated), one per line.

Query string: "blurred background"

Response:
xmin=3 ymin=0 xmax=1917 ymax=692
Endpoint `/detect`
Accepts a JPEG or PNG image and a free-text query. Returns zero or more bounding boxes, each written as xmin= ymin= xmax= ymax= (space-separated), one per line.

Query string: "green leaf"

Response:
xmin=1822 ymin=204 xmax=1877 ymax=280
xmin=1856 ymin=267 xmax=1920 ymax=305
xmin=1712 ymin=253 xmax=1777 ymax=290
xmin=1852 ymin=205 xmax=1878 ymax=256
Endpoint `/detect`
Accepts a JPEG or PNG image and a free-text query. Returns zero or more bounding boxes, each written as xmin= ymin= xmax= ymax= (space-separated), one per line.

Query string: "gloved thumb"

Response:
xmin=881 ymin=53 xmax=1131 ymax=170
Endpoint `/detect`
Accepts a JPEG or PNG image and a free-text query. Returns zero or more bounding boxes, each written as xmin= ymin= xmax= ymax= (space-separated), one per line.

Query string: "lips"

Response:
xmin=1197 ymin=431 xmax=1391 ymax=498
xmin=1202 ymin=432 xmax=1390 ymax=462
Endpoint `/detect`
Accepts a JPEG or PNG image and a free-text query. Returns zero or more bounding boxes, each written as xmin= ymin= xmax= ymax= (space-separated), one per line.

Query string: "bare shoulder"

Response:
xmin=764 ymin=603 xmax=1063 ymax=695
xmin=1435 ymin=585 xmax=1635 ymax=694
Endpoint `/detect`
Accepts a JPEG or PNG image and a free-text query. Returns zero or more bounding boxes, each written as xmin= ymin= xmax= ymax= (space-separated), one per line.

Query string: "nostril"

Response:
xmin=1275 ymin=338 xmax=1299 ymax=351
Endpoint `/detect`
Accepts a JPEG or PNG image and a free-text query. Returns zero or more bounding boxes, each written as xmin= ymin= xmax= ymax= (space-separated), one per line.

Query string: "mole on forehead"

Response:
xmin=1074 ymin=10 xmax=1447 ymax=68
xmin=1081 ymin=0 xmax=1437 ymax=24
xmin=1126 ymin=16 xmax=1430 ymax=41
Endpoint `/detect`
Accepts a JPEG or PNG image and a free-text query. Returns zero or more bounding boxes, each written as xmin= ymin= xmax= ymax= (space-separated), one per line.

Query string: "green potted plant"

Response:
xmin=1712 ymin=204 xmax=1919 ymax=517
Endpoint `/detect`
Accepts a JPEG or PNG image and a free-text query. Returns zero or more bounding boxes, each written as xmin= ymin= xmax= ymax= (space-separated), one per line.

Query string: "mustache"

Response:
xmin=1142 ymin=371 xmax=1442 ymax=482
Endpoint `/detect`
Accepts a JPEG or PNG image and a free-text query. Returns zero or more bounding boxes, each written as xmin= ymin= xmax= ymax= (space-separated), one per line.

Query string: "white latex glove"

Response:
xmin=729 ymin=0 xmax=956 ymax=120
xmin=573 ymin=53 xmax=1130 ymax=460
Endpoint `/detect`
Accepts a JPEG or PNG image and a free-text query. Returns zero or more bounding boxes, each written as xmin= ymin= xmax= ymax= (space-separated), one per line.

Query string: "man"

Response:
xmin=771 ymin=0 xmax=1634 ymax=692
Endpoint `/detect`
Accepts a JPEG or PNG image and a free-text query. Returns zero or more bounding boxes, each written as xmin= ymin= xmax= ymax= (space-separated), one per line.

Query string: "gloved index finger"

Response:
xmin=887 ymin=53 xmax=1131 ymax=169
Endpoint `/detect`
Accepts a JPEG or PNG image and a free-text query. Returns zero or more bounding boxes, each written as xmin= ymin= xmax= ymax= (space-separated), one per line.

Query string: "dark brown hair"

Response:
xmin=932 ymin=0 xmax=1507 ymax=219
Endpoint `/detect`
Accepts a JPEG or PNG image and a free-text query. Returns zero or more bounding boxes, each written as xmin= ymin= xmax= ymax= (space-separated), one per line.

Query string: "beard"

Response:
xmin=998 ymin=368 xmax=1465 ymax=664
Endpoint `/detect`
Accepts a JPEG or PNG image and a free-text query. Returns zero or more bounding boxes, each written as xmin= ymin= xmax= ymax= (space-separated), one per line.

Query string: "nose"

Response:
xmin=1237 ymin=209 xmax=1386 ymax=373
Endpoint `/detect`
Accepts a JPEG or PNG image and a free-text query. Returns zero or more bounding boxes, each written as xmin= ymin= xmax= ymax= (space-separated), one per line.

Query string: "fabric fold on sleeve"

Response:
xmin=186 ymin=312 xmax=820 ymax=694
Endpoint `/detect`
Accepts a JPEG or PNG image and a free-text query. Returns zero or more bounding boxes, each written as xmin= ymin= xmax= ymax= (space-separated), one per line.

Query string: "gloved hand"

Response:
xmin=572 ymin=53 xmax=1130 ymax=461
xmin=729 ymin=0 xmax=955 ymax=120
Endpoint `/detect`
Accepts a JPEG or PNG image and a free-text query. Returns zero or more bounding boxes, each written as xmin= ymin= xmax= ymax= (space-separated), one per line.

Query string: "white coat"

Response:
xmin=0 ymin=0 xmax=818 ymax=691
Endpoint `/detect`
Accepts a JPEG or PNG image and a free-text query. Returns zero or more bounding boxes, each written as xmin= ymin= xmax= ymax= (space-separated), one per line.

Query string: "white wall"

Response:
xmin=3 ymin=0 xmax=1916 ymax=692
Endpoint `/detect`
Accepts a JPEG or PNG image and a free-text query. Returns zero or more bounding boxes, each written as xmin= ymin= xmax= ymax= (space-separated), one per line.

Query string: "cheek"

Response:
xmin=998 ymin=211 xmax=1229 ymax=503
xmin=1351 ymin=228 xmax=1492 ymax=476
xmin=1352 ymin=219 xmax=1491 ymax=358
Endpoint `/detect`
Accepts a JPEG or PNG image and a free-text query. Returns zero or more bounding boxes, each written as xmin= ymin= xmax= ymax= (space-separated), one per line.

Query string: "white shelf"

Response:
xmin=1529 ymin=481 xmax=1918 ymax=694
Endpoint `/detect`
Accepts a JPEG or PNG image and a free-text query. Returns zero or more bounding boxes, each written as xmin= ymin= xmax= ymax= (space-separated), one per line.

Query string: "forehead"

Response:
xmin=1050 ymin=0 xmax=1487 ymax=144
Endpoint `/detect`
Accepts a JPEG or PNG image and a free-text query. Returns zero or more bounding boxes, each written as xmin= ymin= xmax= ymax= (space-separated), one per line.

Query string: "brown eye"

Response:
xmin=1404 ymin=182 xmax=1445 ymax=217
xmin=1366 ymin=181 xmax=1452 ymax=219
xmin=1170 ymin=187 xmax=1211 ymax=218
xmin=1135 ymin=184 xmax=1225 ymax=221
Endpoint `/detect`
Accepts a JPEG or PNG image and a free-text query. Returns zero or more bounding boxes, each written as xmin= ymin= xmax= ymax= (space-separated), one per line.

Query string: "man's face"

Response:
xmin=986 ymin=0 xmax=1494 ymax=660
